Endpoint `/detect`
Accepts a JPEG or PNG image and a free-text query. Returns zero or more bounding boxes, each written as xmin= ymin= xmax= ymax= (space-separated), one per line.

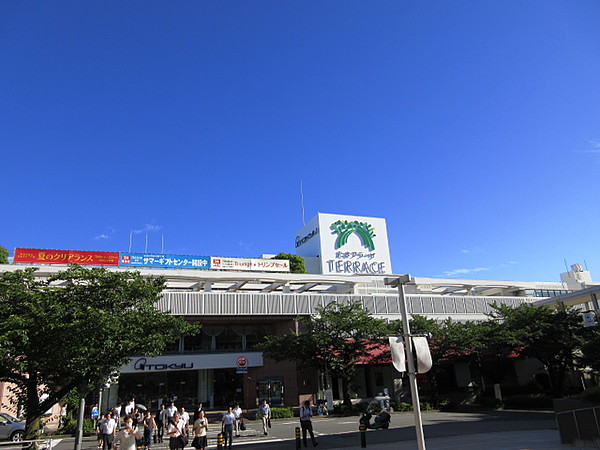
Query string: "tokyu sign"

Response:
xmin=295 ymin=213 xmax=392 ymax=275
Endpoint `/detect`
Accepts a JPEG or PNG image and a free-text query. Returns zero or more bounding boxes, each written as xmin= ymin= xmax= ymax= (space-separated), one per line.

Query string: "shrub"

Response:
xmin=253 ymin=407 xmax=294 ymax=420
xmin=56 ymin=418 xmax=96 ymax=436
xmin=389 ymin=401 xmax=433 ymax=412
xmin=582 ymin=387 xmax=600 ymax=403
xmin=503 ymin=394 xmax=553 ymax=409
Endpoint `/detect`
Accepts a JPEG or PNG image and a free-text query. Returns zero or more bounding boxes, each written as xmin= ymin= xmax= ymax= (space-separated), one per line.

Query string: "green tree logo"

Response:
xmin=330 ymin=220 xmax=376 ymax=251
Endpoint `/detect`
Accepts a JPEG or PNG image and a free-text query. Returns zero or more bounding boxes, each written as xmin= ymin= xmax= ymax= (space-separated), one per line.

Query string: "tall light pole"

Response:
xmin=385 ymin=275 xmax=426 ymax=450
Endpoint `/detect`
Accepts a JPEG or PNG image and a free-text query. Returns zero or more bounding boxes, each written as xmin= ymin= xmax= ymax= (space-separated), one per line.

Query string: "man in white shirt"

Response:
xmin=100 ymin=412 xmax=117 ymax=450
xmin=221 ymin=407 xmax=235 ymax=450
xmin=166 ymin=402 xmax=178 ymax=425
xmin=180 ymin=407 xmax=190 ymax=428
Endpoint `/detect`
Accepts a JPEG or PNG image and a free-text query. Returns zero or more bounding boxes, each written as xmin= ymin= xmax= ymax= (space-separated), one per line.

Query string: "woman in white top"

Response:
xmin=113 ymin=417 xmax=142 ymax=450
xmin=232 ymin=404 xmax=242 ymax=437
xmin=191 ymin=411 xmax=208 ymax=450
xmin=167 ymin=413 xmax=188 ymax=450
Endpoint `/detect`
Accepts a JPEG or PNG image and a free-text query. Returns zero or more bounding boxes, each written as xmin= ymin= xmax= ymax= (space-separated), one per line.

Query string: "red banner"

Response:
xmin=14 ymin=248 xmax=120 ymax=266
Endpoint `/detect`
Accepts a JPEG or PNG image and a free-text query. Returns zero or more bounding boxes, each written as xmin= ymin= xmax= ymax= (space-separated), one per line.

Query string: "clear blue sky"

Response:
xmin=2 ymin=1 xmax=599 ymax=282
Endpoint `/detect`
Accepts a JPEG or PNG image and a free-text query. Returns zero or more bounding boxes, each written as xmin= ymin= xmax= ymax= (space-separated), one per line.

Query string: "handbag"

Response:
xmin=179 ymin=435 xmax=189 ymax=447
xmin=267 ymin=418 xmax=271 ymax=428
xmin=240 ymin=421 xmax=246 ymax=431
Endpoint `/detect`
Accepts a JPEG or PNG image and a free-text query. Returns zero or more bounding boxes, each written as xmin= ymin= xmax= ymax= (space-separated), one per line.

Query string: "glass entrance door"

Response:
xmin=256 ymin=377 xmax=284 ymax=406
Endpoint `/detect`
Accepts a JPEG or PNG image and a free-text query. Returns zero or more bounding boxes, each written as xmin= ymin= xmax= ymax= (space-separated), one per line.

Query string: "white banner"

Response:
xmin=388 ymin=336 xmax=406 ymax=373
xmin=211 ymin=257 xmax=289 ymax=272
xmin=413 ymin=336 xmax=432 ymax=374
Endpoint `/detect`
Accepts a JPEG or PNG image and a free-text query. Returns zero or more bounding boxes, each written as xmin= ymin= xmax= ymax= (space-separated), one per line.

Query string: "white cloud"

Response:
xmin=443 ymin=266 xmax=491 ymax=277
xmin=131 ymin=223 xmax=162 ymax=234
xmin=94 ymin=234 xmax=109 ymax=240
xmin=238 ymin=240 xmax=254 ymax=251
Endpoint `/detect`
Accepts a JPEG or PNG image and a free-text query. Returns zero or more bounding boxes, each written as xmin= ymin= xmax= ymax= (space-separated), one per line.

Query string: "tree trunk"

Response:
xmin=25 ymin=377 xmax=42 ymax=444
xmin=341 ymin=377 xmax=352 ymax=407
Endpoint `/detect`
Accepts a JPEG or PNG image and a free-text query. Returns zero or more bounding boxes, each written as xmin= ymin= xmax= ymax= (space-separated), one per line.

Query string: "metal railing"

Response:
xmin=158 ymin=292 xmax=538 ymax=317
xmin=556 ymin=406 xmax=600 ymax=444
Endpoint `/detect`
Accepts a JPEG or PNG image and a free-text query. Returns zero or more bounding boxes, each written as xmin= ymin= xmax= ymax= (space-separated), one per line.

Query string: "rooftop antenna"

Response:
xmin=300 ymin=181 xmax=306 ymax=225
xmin=161 ymin=235 xmax=165 ymax=254
xmin=145 ymin=233 xmax=149 ymax=253
xmin=128 ymin=232 xmax=133 ymax=252
xmin=584 ymin=259 xmax=589 ymax=271
xmin=564 ymin=259 xmax=569 ymax=272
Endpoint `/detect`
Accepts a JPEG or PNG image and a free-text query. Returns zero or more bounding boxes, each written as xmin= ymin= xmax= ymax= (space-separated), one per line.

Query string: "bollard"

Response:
xmin=295 ymin=426 xmax=301 ymax=450
xmin=360 ymin=422 xmax=367 ymax=448
xmin=217 ymin=432 xmax=224 ymax=449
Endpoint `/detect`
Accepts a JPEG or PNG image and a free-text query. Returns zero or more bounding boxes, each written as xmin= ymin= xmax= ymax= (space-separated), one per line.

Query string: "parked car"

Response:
xmin=0 ymin=413 xmax=25 ymax=441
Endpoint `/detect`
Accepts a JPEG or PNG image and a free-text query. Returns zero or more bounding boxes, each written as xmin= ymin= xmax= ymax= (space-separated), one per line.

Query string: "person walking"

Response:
xmin=113 ymin=416 xmax=142 ymax=450
xmin=156 ymin=404 xmax=168 ymax=443
xmin=299 ymin=400 xmax=318 ymax=447
xmin=180 ymin=407 xmax=190 ymax=428
xmin=192 ymin=403 xmax=203 ymax=424
xmin=143 ymin=410 xmax=157 ymax=449
xmin=258 ymin=400 xmax=271 ymax=436
xmin=221 ymin=407 xmax=235 ymax=449
xmin=191 ymin=411 xmax=208 ymax=450
xmin=166 ymin=402 xmax=178 ymax=425
xmin=100 ymin=412 xmax=117 ymax=450
xmin=232 ymin=404 xmax=242 ymax=437
xmin=96 ymin=414 xmax=107 ymax=449
xmin=167 ymin=413 xmax=188 ymax=450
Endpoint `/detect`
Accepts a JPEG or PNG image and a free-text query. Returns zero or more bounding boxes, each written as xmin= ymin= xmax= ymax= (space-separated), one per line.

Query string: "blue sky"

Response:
xmin=2 ymin=1 xmax=599 ymax=282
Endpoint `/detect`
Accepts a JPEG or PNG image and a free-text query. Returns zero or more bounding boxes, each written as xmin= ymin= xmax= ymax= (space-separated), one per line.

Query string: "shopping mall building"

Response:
xmin=1 ymin=213 xmax=599 ymax=417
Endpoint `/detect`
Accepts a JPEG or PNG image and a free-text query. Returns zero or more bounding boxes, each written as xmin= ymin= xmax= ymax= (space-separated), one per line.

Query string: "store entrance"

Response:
xmin=213 ymin=368 xmax=244 ymax=408
xmin=256 ymin=377 xmax=284 ymax=406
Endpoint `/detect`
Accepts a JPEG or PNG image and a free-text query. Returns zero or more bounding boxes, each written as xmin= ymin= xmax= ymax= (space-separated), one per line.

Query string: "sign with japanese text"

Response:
xmin=14 ymin=248 xmax=119 ymax=266
xmin=295 ymin=213 xmax=392 ymax=275
xmin=211 ymin=257 xmax=290 ymax=272
xmin=120 ymin=253 xmax=210 ymax=269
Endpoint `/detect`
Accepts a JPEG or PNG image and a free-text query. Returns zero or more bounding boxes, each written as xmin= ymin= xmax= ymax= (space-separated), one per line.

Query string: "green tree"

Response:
xmin=272 ymin=253 xmax=306 ymax=274
xmin=0 ymin=246 xmax=8 ymax=264
xmin=0 ymin=265 xmax=199 ymax=440
xmin=389 ymin=316 xmax=483 ymax=406
xmin=258 ymin=302 xmax=387 ymax=406
xmin=486 ymin=303 xmax=584 ymax=397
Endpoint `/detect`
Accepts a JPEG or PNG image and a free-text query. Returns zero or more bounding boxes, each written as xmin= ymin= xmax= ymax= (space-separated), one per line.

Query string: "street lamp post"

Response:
xmin=385 ymin=275 xmax=426 ymax=450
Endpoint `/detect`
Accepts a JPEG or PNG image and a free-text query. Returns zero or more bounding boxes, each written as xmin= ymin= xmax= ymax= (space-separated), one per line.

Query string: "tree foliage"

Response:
xmin=0 ymin=246 xmax=8 ymax=264
xmin=272 ymin=253 xmax=306 ymax=274
xmin=258 ymin=302 xmax=387 ymax=406
xmin=0 ymin=265 xmax=199 ymax=439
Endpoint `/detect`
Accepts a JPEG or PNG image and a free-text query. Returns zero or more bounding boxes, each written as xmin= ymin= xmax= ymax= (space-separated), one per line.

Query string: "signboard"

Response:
xmin=120 ymin=253 xmax=210 ymax=269
xmin=582 ymin=311 xmax=598 ymax=327
xmin=295 ymin=213 xmax=392 ymax=275
xmin=211 ymin=257 xmax=289 ymax=272
xmin=14 ymin=248 xmax=119 ymax=266
xmin=119 ymin=352 xmax=264 ymax=373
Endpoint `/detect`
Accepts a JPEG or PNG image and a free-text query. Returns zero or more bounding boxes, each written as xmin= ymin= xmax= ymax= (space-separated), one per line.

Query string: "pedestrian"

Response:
xmin=91 ymin=404 xmax=100 ymax=424
xmin=100 ymin=412 xmax=117 ymax=450
xmin=221 ymin=407 xmax=235 ymax=449
xmin=156 ymin=404 xmax=168 ymax=443
xmin=113 ymin=416 xmax=142 ymax=450
xmin=59 ymin=404 xmax=67 ymax=430
xmin=143 ymin=410 xmax=157 ymax=449
xmin=232 ymin=404 xmax=242 ymax=437
xmin=114 ymin=404 xmax=122 ymax=426
xmin=192 ymin=403 xmax=203 ymax=424
xmin=131 ymin=408 xmax=142 ymax=427
xmin=96 ymin=414 xmax=107 ymax=449
xmin=258 ymin=400 xmax=271 ymax=436
xmin=166 ymin=401 xmax=178 ymax=425
xmin=299 ymin=400 xmax=318 ymax=447
xmin=191 ymin=411 xmax=208 ymax=450
xmin=180 ymin=407 xmax=190 ymax=428
xmin=125 ymin=398 xmax=136 ymax=418
xmin=167 ymin=413 xmax=188 ymax=450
